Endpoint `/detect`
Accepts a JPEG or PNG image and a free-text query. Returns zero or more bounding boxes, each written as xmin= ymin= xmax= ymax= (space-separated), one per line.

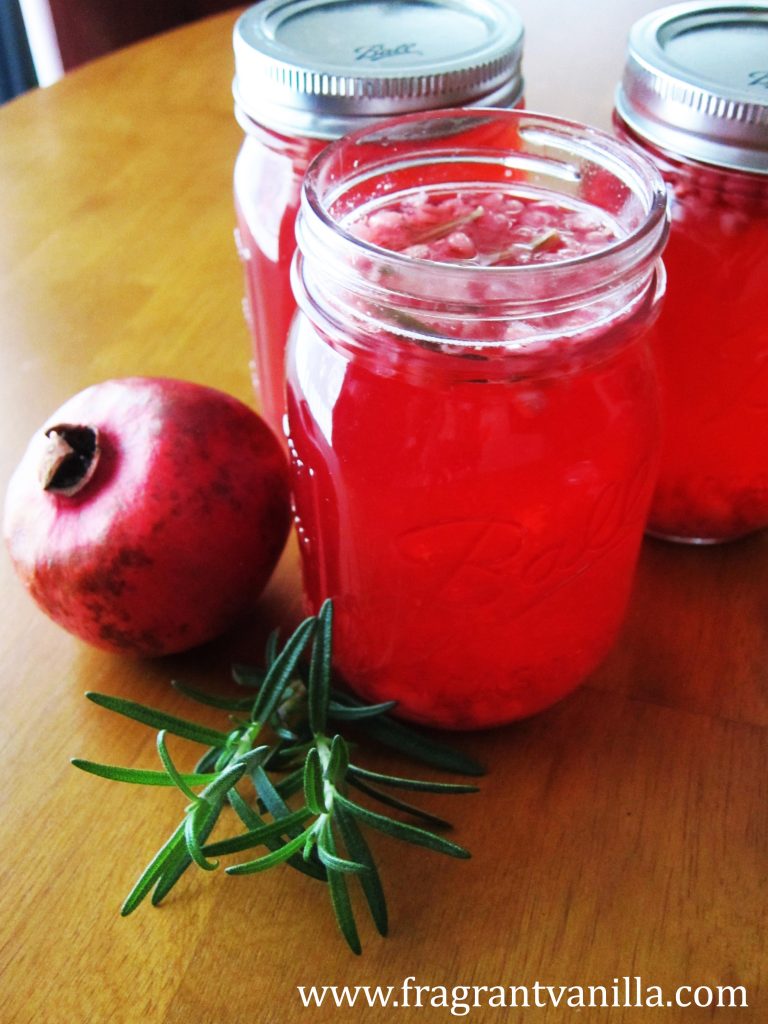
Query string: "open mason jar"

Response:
xmin=233 ymin=0 xmax=525 ymax=431
xmin=615 ymin=1 xmax=768 ymax=543
xmin=287 ymin=109 xmax=668 ymax=729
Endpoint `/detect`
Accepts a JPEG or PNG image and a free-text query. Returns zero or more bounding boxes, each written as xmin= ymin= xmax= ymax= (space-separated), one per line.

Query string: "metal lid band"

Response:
xmin=233 ymin=0 xmax=524 ymax=139
xmin=616 ymin=1 xmax=768 ymax=174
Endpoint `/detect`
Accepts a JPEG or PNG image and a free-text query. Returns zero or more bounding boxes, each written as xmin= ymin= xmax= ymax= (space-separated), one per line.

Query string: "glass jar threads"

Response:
xmin=233 ymin=0 xmax=525 ymax=430
xmin=286 ymin=109 xmax=668 ymax=729
xmin=615 ymin=1 xmax=768 ymax=543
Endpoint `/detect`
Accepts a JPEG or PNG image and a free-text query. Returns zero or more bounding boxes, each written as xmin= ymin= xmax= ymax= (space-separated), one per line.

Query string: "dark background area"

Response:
xmin=49 ymin=0 xmax=239 ymax=71
xmin=1 ymin=0 xmax=37 ymax=99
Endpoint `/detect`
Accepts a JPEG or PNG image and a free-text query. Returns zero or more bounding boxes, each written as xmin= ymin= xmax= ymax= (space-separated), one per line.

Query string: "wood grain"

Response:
xmin=0 ymin=5 xmax=765 ymax=1023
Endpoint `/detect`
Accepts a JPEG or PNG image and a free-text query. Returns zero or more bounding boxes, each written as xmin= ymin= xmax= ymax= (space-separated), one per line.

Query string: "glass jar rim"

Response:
xmin=294 ymin=107 xmax=669 ymax=373
xmin=299 ymin=107 xmax=669 ymax=307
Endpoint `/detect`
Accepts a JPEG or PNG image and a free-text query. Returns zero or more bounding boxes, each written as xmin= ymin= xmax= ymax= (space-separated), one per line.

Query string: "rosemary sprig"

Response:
xmin=396 ymin=205 xmax=485 ymax=249
xmin=479 ymin=228 xmax=563 ymax=267
xmin=71 ymin=599 xmax=482 ymax=953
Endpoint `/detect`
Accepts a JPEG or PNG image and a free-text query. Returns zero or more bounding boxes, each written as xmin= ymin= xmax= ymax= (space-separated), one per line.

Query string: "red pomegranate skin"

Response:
xmin=3 ymin=377 xmax=292 ymax=656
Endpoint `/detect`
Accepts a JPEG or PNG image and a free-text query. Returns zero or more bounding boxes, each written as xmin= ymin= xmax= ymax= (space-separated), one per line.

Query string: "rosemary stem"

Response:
xmin=314 ymin=734 xmax=337 ymax=812
xmin=400 ymin=205 xmax=484 ymax=248
xmin=233 ymin=721 xmax=262 ymax=762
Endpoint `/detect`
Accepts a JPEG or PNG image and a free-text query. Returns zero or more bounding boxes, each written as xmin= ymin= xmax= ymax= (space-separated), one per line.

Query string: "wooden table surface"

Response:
xmin=1 ymin=5 xmax=766 ymax=1023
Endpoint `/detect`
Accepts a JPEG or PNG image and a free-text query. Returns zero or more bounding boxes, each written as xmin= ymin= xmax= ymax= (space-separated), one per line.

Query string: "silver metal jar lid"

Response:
xmin=616 ymin=1 xmax=768 ymax=173
xmin=233 ymin=0 xmax=525 ymax=140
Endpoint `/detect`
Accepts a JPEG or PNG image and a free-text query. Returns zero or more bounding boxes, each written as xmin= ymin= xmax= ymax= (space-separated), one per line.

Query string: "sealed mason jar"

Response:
xmin=615 ymin=1 xmax=768 ymax=543
xmin=233 ymin=0 xmax=525 ymax=430
xmin=286 ymin=109 xmax=668 ymax=730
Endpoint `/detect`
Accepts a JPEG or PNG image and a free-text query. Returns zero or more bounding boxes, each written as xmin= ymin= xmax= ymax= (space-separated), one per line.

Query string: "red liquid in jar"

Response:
xmin=287 ymin=186 xmax=661 ymax=729
xmin=234 ymin=127 xmax=326 ymax=430
xmin=638 ymin=151 xmax=768 ymax=541
xmin=234 ymin=111 xmax=525 ymax=432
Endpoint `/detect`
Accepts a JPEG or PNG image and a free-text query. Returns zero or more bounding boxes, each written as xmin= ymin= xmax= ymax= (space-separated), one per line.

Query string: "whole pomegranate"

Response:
xmin=4 ymin=377 xmax=291 ymax=656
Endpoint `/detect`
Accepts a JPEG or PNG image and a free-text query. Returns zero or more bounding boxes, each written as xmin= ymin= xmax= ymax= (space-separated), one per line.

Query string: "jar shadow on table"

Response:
xmin=584 ymin=531 xmax=768 ymax=727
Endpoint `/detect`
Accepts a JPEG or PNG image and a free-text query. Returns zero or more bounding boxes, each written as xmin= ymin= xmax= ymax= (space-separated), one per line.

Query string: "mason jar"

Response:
xmin=615 ymin=1 xmax=768 ymax=543
xmin=232 ymin=0 xmax=525 ymax=430
xmin=286 ymin=109 xmax=668 ymax=730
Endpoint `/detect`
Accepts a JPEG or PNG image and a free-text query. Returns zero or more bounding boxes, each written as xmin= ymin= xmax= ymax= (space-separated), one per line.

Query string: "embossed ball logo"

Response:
xmin=393 ymin=461 xmax=654 ymax=611
xmin=354 ymin=43 xmax=424 ymax=62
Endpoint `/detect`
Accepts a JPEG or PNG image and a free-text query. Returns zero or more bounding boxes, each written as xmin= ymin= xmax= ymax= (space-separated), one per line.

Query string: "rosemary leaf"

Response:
xmin=225 ymin=828 xmax=312 ymax=875
xmin=265 ymin=627 xmax=280 ymax=667
xmin=274 ymin=766 xmax=307 ymax=801
xmin=172 ymin=680 xmax=253 ymax=712
xmin=335 ymin=804 xmax=388 ymax=937
xmin=349 ymin=712 xmax=485 ymax=776
xmin=156 ymin=730 xmax=200 ymax=802
xmin=71 ymin=759 xmax=218 ymax=788
xmin=252 ymin=764 xmax=305 ymax=839
xmin=154 ymin=800 xmax=224 ymax=903
xmin=85 ymin=691 xmax=230 ymax=748
xmin=303 ymin=824 xmax=319 ymax=862
xmin=348 ymin=764 xmax=479 ymax=794
xmin=150 ymin=846 xmax=193 ymax=907
xmin=326 ymin=734 xmax=350 ymax=786
xmin=335 ymin=792 xmax=470 ymax=859
xmin=194 ymin=747 xmax=224 ymax=774
xmin=308 ymin=599 xmax=333 ymax=734
xmin=381 ymin=306 xmax=442 ymax=339
xmin=120 ymin=822 xmax=186 ymax=916
xmin=251 ymin=616 xmax=316 ymax=725
xmin=203 ymin=806 xmax=313 ymax=856
xmin=269 ymin=741 xmax=312 ymax=768
xmin=231 ymin=663 xmax=264 ymax=689
xmin=303 ymin=746 xmax=327 ymax=815
xmin=184 ymin=801 xmax=219 ymax=871
xmin=227 ymin=788 xmax=262 ymax=830
xmin=322 ymin=820 xmax=362 ymax=955
xmin=198 ymin=756 xmax=250 ymax=804
xmin=327 ymin=699 xmax=397 ymax=721
xmin=480 ymin=228 xmax=563 ymax=267
xmin=530 ymin=228 xmax=561 ymax=251
xmin=402 ymin=205 xmax=484 ymax=247
xmin=348 ymin=776 xmax=452 ymax=830
xmin=317 ymin=818 xmax=368 ymax=875
xmin=273 ymin=725 xmax=301 ymax=742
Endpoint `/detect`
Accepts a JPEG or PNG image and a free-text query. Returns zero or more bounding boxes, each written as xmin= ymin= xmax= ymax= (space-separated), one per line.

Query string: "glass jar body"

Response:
xmin=287 ymin=109 xmax=667 ymax=729
xmin=615 ymin=117 xmax=768 ymax=543
xmin=287 ymin=314 xmax=660 ymax=729
xmin=234 ymin=122 xmax=326 ymax=430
